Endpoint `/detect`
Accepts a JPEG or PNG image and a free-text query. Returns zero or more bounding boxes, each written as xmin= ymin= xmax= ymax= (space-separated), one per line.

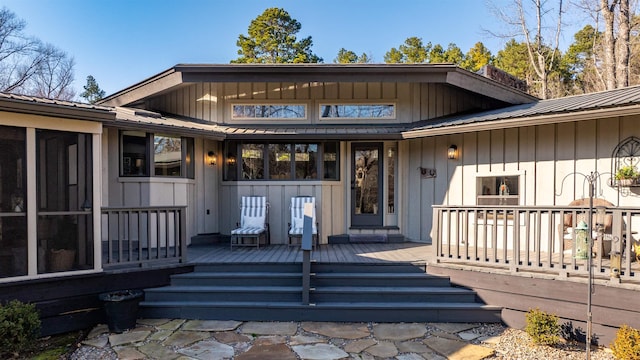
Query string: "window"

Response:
xmin=320 ymin=104 xmax=395 ymax=119
xmin=476 ymin=175 xmax=520 ymax=205
xmin=232 ymin=104 xmax=306 ymax=120
xmin=120 ymin=131 xmax=194 ymax=178
xmin=224 ymin=141 xmax=339 ymax=181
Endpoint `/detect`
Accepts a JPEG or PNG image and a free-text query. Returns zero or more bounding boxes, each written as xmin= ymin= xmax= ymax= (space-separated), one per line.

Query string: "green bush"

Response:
xmin=525 ymin=308 xmax=560 ymax=345
xmin=0 ymin=300 xmax=41 ymax=356
xmin=611 ymin=325 xmax=640 ymax=360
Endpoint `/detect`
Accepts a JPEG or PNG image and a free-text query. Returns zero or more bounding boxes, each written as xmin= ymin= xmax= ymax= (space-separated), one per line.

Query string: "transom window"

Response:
xmin=232 ymin=104 xmax=306 ymax=120
xmin=120 ymin=131 xmax=194 ymax=178
xmin=224 ymin=141 xmax=339 ymax=181
xmin=320 ymin=104 xmax=395 ymax=119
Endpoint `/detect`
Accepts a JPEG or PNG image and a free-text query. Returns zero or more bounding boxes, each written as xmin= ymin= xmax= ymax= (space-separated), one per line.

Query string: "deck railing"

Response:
xmin=433 ymin=205 xmax=640 ymax=282
xmin=101 ymin=206 xmax=187 ymax=269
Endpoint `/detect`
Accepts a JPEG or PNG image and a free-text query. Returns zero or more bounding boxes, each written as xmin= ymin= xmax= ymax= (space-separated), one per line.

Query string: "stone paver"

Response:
xmin=163 ymin=331 xmax=211 ymax=347
xmin=430 ymin=322 xmax=478 ymax=334
xmin=458 ymin=331 xmax=482 ymax=341
xmin=302 ymin=322 xmax=370 ymax=339
xmin=108 ymin=330 xmax=151 ymax=347
xmin=157 ymin=319 xmax=186 ymax=331
xmin=82 ymin=336 xmax=109 ymax=348
xmin=397 ymin=354 xmax=428 ymax=360
xmin=365 ymin=341 xmax=398 ymax=358
xmin=236 ymin=343 xmax=297 ymax=360
xmin=240 ymin=321 xmax=298 ymax=335
xmin=373 ymin=323 xmax=427 ymax=341
xmin=289 ymin=334 xmax=325 ymax=345
xmin=179 ymin=339 xmax=235 ymax=359
xmin=136 ymin=342 xmax=181 ymax=360
xmin=182 ymin=319 xmax=242 ymax=331
xmin=344 ymin=338 xmax=377 ymax=353
xmin=292 ymin=343 xmax=349 ymax=360
xmin=73 ymin=320 xmax=507 ymax=360
xmin=397 ymin=340 xmax=430 ymax=354
xmin=424 ymin=336 xmax=495 ymax=360
xmin=213 ymin=331 xmax=252 ymax=344
xmin=113 ymin=347 xmax=146 ymax=360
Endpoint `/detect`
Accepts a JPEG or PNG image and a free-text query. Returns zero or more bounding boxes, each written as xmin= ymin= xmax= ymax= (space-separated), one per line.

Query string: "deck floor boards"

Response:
xmin=187 ymin=243 xmax=432 ymax=264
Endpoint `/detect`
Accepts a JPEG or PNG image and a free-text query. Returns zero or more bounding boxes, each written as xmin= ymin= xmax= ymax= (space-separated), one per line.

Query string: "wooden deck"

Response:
xmin=187 ymin=243 xmax=434 ymax=264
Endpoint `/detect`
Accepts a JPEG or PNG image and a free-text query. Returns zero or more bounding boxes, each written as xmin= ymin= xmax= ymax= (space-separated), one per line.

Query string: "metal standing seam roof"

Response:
xmin=0 ymin=92 xmax=112 ymax=111
xmin=405 ymin=85 xmax=640 ymax=135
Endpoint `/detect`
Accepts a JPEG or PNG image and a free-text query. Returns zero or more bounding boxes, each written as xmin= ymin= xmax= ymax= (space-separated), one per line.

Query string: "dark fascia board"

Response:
xmin=107 ymin=121 xmax=226 ymax=140
xmin=98 ymin=63 xmax=536 ymax=107
xmin=99 ymin=69 xmax=183 ymax=107
xmin=224 ymin=133 xmax=403 ymax=141
xmin=0 ymin=97 xmax=114 ymax=122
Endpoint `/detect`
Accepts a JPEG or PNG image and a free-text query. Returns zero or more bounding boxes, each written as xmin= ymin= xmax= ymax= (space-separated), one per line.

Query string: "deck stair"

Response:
xmin=139 ymin=262 xmax=502 ymax=322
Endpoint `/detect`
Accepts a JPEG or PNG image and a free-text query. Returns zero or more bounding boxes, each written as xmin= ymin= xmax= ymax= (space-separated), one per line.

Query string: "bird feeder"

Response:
xmin=574 ymin=220 xmax=590 ymax=260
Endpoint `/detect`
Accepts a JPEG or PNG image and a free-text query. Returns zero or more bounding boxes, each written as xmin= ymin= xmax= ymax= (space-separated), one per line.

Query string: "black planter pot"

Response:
xmin=98 ymin=289 xmax=144 ymax=333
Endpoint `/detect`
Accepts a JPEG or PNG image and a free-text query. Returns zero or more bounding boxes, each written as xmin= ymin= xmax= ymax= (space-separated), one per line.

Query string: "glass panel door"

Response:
xmin=351 ymin=143 xmax=383 ymax=227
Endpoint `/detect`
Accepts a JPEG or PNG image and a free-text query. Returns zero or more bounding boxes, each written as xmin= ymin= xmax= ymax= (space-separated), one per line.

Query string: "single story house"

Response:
xmin=1 ymin=64 xmax=639 ymax=341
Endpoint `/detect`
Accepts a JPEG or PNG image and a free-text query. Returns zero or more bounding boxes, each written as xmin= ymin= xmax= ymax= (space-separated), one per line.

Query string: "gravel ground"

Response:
xmin=482 ymin=327 xmax=615 ymax=360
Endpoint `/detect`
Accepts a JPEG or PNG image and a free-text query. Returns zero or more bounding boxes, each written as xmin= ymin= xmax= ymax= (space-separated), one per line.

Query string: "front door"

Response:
xmin=351 ymin=143 xmax=383 ymax=227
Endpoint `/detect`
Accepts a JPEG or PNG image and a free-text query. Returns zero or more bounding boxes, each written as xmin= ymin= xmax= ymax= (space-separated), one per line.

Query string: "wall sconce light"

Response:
xmin=447 ymin=145 xmax=458 ymax=160
xmin=227 ymin=154 xmax=236 ymax=166
xmin=207 ymin=151 xmax=216 ymax=166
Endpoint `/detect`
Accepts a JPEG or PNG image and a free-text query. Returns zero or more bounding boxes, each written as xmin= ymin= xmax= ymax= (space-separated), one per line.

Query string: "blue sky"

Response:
xmin=2 ymin=0 xmax=585 ymax=97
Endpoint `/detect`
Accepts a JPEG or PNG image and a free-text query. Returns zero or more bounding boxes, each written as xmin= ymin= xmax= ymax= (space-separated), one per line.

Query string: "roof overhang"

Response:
xmin=402 ymin=104 xmax=640 ymax=139
xmin=0 ymin=94 xmax=114 ymax=122
xmin=99 ymin=64 xmax=536 ymax=107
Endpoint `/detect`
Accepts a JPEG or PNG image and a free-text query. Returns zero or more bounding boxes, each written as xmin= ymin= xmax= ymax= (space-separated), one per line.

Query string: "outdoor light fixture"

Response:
xmin=447 ymin=145 xmax=458 ymax=160
xmin=207 ymin=151 xmax=216 ymax=166
xmin=574 ymin=220 xmax=589 ymax=260
xmin=227 ymin=155 xmax=236 ymax=166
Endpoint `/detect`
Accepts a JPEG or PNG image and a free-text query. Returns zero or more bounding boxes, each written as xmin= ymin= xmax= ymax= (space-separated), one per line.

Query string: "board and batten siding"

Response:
xmin=103 ymin=128 xmax=207 ymax=242
xmin=145 ymin=82 xmax=502 ymax=124
xmin=407 ymin=114 xmax=640 ymax=242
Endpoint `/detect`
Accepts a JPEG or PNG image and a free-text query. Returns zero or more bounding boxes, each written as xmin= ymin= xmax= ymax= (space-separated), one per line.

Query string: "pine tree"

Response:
xmin=80 ymin=75 xmax=105 ymax=104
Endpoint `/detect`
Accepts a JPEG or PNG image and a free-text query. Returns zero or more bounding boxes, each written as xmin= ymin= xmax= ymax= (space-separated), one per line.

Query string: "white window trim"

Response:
xmin=475 ymin=170 xmax=526 ymax=206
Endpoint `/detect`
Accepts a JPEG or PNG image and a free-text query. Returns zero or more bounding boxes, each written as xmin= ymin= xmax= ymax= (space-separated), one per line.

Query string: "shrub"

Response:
xmin=525 ymin=308 xmax=560 ymax=345
xmin=0 ymin=300 xmax=41 ymax=356
xmin=611 ymin=325 xmax=640 ymax=360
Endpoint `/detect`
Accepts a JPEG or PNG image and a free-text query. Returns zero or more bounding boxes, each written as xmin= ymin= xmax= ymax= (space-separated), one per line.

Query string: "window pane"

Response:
xmin=122 ymin=131 xmax=147 ymax=176
xmin=269 ymin=144 xmax=291 ymax=179
xmin=154 ymin=135 xmax=182 ymax=176
xmin=387 ymin=147 xmax=395 ymax=214
xmin=0 ymin=126 xmax=26 ymax=277
xmin=224 ymin=141 xmax=239 ymax=181
xmin=320 ymin=104 xmax=395 ymax=118
xmin=295 ymin=144 xmax=318 ymax=180
xmin=242 ymin=144 xmax=264 ymax=179
xmin=477 ymin=175 xmax=520 ymax=205
xmin=232 ymin=104 xmax=306 ymax=119
xmin=323 ymin=142 xmax=339 ymax=180
xmin=184 ymin=137 xmax=195 ymax=179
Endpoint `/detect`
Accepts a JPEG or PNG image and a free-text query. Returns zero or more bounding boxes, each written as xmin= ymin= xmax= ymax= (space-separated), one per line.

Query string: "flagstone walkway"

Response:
xmin=72 ymin=319 xmax=505 ymax=360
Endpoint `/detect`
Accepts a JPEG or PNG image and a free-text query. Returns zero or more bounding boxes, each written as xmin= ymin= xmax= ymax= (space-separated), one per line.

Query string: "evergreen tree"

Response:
xmin=462 ymin=42 xmax=493 ymax=72
xmin=334 ymin=48 xmax=372 ymax=63
xmin=232 ymin=8 xmax=321 ymax=63
xmin=80 ymin=75 xmax=105 ymax=104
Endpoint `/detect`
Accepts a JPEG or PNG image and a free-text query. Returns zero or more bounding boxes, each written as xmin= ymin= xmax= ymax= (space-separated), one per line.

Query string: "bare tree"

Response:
xmin=616 ymin=0 xmax=630 ymax=87
xmin=488 ymin=0 xmax=565 ymax=99
xmin=0 ymin=7 xmax=75 ymax=99
xmin=28 ymin=44 xmax=75 ymax=100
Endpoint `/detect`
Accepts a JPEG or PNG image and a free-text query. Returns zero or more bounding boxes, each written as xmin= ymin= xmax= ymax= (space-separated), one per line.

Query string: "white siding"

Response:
xmin=407 ymin=114 xmax=640 ymax=242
